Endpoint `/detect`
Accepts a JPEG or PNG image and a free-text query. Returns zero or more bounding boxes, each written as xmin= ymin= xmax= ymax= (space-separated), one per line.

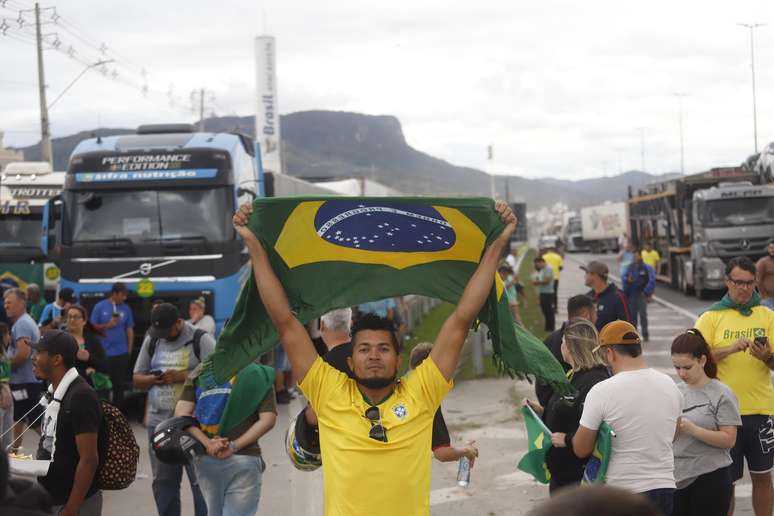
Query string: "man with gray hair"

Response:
xmin=3 ymin=288 xmax=41 ymax=452
xmin=304 ymin=308 xmax=355 ymax=428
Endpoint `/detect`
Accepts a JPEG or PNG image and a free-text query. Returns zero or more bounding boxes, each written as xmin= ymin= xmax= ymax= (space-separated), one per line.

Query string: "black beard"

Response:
xmin=354 ymin=374 xmax=396 ymax=390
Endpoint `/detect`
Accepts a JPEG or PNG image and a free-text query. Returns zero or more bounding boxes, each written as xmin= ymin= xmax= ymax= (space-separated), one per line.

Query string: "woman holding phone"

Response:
xmin=671 ymin=329 xmax=741 ymax=516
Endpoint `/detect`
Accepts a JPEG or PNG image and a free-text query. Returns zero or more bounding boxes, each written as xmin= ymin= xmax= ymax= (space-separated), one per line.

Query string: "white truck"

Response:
xmin=580 ymin=201 xmax=628 ymax=254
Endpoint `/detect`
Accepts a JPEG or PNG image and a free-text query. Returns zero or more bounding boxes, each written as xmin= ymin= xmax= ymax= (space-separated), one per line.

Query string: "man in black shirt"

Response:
xmin=409 ymin=344 xmax=478 ymax=464
xmin=33 ymin=330 xmax=104 ymax=516
xmin=535 ymin=295 xmax=597 ymax=407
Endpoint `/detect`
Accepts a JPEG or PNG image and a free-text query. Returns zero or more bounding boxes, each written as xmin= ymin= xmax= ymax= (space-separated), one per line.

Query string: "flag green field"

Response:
xmin=209 ymin=196 xmax=570 ymax=393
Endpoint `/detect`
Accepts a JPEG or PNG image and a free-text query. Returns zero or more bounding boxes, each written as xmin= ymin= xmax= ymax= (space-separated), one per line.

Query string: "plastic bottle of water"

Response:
xmin=456 ymin=456 xmax=471 ymax=487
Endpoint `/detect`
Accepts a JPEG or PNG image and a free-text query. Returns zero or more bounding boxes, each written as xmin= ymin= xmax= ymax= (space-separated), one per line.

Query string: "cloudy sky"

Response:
xmin=1 ymin=0 xmax=773 ymax=179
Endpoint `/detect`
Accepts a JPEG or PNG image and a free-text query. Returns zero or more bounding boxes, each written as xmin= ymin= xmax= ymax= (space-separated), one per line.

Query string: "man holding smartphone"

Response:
xmin=695 ymin=256 xmax=774 ymax=516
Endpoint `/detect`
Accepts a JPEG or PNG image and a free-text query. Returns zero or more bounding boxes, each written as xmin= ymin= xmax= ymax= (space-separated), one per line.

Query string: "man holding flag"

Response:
xmin=232 ymin=200 xmax=516 ymax=516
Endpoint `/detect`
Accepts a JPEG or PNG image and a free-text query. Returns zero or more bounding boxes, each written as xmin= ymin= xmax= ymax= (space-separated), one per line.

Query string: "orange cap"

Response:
xmin=593 ymin=320 xmax=641 ymax=351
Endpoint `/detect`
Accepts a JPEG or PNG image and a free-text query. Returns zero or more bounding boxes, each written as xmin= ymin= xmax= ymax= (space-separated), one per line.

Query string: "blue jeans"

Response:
xmin=642 ymin=488 xmax=674 ymax=516
xmin=195 ymin=454 xmax=264 ymax=516
xmin=147 ymin=423 xmax=208 ymax=516
xmin=628 ymin=293 xmax=649 ymax=338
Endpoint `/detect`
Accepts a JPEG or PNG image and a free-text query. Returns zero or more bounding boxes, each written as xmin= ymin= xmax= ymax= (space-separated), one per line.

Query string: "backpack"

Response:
xmin=148 ymin=328 xmax=206 ymax=362
xmin=98 ymin=400 xmax=140 ymax=490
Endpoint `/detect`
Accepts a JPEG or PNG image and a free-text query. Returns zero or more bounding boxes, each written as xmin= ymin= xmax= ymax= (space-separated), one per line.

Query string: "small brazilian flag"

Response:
xmin=517 ymin=405 xmax=552 ymax=484
xmin=582 ymin=422 xmax=616 ymax=484
xmin=209 ymin=196 xmax=570 ymax=391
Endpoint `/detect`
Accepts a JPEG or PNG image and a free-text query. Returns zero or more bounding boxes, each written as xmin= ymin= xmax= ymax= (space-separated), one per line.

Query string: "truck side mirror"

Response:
xmin=236 ymin=187 xmax=257 ymax=200
xmin=41 ymin=195 xmax=63 ymax=257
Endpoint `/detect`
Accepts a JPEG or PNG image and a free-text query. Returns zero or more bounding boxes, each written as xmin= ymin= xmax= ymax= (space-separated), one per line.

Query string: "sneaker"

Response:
xmin=276 ymin=389 xmax=292 ymax=405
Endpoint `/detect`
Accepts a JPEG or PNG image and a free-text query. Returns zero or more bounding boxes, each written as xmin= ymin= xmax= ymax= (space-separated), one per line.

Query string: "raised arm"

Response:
xmin=233 ymin=203 xmax=318 ymax=382
xmin=431 ymin=201 xmax=516 ymax=380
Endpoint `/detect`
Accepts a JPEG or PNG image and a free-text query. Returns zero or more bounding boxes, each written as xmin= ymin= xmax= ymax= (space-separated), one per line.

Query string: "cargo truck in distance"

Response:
xmin=563 ymin=213 xmax=589 ymax=253
xmin=580 ymin=202 xmax=627 ymax=254
xmin=0 ymin=162 xmax=64 ymax=300
xmin=627 ymin=166 xmax=774 ymax=299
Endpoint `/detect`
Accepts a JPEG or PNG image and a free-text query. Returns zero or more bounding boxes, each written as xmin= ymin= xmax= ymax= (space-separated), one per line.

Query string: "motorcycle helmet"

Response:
xmin=152 ymin=416 xmax=204 ymax=465
xmin=285 ymin=409 xmax=322 ymax=472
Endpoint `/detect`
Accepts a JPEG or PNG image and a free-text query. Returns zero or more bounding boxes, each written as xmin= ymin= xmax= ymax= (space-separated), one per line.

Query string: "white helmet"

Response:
xmin=285 ymin=409 xmax=322 ymax=472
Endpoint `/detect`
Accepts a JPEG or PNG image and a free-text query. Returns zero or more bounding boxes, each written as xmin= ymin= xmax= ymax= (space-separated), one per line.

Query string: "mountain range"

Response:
xmin=14 ymin=111 xmax=662 ymax=209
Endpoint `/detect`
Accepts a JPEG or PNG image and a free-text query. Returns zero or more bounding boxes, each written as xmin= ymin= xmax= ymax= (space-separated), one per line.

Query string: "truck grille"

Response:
xmin=715 ymin=237 xmax=769 ymax=258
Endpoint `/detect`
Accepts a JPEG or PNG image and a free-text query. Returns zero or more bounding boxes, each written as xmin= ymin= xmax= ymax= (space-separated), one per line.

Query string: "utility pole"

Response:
xmin=487 ymin=144 xmax=495 ymax=199
xmin=191 ymin=88 xmax=215 ymax=131
xmin=738 ymin=23 xmax=764 ymax=153
xmin=35 ymin=2 xmax=52 ymax=166
xmin=674 ymin=93 xmax=687 ymax=175
xmin=198 ymin=88 xmax=205 ymax=131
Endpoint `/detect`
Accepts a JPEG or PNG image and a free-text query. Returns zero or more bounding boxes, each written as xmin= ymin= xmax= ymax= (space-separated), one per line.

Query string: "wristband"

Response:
xmin=229 ymin=441 xmax=237 ymax=452
xmin=564 ymin=432 xmax=575 ymax=451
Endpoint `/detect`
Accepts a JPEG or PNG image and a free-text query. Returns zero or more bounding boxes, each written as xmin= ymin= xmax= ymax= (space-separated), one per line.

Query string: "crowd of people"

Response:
xmin=520 ymin=244 xmax=774 ymax=516
xmin=2 ymin=199 xmax=774 ymax=516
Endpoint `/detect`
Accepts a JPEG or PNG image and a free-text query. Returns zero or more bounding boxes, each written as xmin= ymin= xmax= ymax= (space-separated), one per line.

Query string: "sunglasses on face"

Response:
xmin=364 ymin=405 xmax=388 ymax=443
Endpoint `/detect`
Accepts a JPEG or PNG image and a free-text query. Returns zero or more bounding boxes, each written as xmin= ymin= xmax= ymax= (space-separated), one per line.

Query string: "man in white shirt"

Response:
xmin=553 ymin=320 xmax=682 ymax=515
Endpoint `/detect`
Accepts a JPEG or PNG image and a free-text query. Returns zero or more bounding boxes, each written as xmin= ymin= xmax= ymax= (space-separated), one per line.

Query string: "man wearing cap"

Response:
xmin=38 ymin=288 xmax=76 ymax=330
xmin=90 ymin=283 xmax=134 ymax=407
xmin=33 ymin=330 xmax=104 ymax=516
xmin=551 ymin=321 xmax=681 ymax=514
xmin=582 ymin=261 xmax=631 ymax=331
xmin=133 ymin=303 xmax=215 ymax=516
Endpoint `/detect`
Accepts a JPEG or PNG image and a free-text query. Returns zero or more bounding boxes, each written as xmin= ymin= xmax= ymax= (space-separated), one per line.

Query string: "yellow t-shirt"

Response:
xmin=542 ymin=251 xmax=563 ymax=280
xmin=641 ymin=250 xmax=661 ymax=271
xmin=695 ymin=306 xmax=774 ymax=415
xmin=299 ymin=355 xmax=453 ymax=516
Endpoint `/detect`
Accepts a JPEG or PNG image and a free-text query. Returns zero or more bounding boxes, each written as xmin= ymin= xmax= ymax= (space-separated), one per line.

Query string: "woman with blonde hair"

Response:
xmin=525 ymin=318 xmax=610 ymax=494
xmin=188 ymin=297 xmax=216 ymax=336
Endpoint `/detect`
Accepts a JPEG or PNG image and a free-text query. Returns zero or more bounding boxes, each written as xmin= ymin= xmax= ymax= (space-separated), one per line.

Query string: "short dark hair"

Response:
xmin=611 ymin=344 xmax=642 ymax=358
xmin=725 ymin=256 xmax=756 ymax=277
xmin=526 ymin=485 xmax=659 ymax=516
xmin=534 ymin=256 xmax=545 ymax=263
xmin=351 ymin=313 xmax=401 ymax=353
xmin=567 ymin=295 xmax=595 ymax=318
xmin=111 ymin=282 xmax=129 ymax=294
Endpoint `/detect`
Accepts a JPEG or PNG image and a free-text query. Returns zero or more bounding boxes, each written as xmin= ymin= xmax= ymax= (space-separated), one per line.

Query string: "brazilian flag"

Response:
xmin=209 ymin=196 xmax=570 ymax=390
xmin=582 ymin=423 xmax=616 ymax=484
xmin=517 ymin=405 xmax=552 ymax=484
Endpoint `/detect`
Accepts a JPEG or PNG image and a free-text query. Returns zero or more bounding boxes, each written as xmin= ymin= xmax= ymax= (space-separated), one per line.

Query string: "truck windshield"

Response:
xmin=0 ymin=215 xmax=42 ymax=249
xmin=701 ymin=197 xmax=774 ymax=227
xmin=567 ymin=219 xmax=582 ymax=233
xmin=65 ymin=187 xmax=233 ymax=244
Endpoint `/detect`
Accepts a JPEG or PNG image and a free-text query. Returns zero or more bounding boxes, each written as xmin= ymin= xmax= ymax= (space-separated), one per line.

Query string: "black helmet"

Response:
xmin=151 ymin=416 xmax=203 ymax=465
